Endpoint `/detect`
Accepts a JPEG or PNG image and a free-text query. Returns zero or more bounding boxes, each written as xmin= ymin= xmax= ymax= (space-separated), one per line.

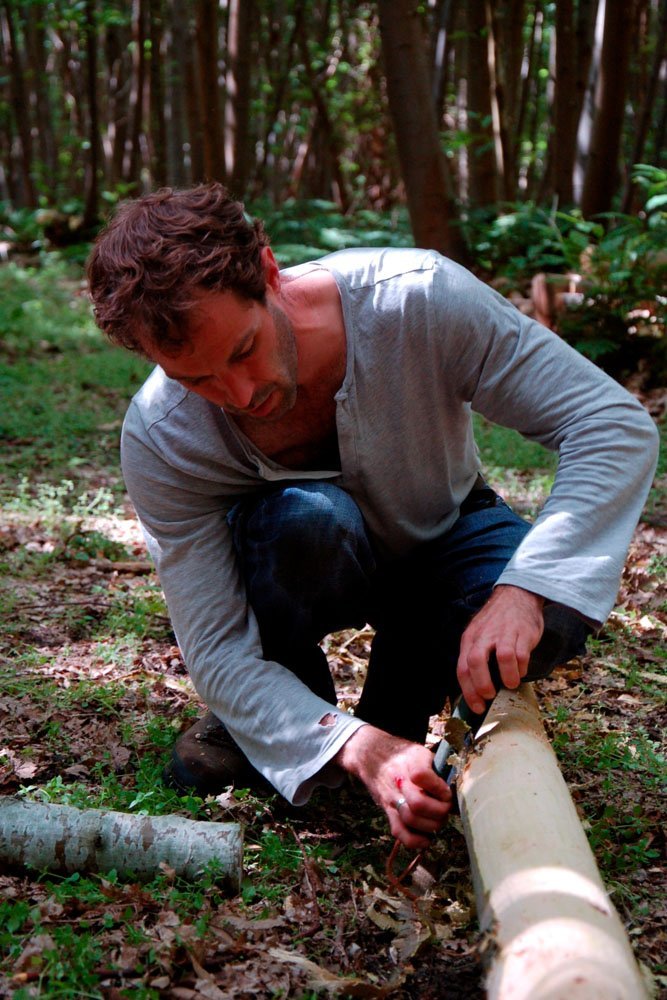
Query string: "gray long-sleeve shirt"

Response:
xmin=121 ymin=248 xmax=659 ymax=802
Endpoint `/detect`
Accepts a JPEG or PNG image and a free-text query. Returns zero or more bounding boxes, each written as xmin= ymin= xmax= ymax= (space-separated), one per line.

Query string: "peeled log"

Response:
xmin=457 ymin=685 xmax=647 ymax=1000
xmin=0 ymin=797 xmax=243 ymax=890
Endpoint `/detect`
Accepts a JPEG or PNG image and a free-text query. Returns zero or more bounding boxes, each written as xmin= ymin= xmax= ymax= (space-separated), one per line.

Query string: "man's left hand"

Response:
xmin=456 ymin=585 xmax=544 ymax=714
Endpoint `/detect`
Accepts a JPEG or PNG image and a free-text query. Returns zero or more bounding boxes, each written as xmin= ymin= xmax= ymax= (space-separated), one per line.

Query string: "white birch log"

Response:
xmin=457 ymin=685 xmax=647 ymax=1000
xmin=0 ymin=797 xmax=243 ymax=890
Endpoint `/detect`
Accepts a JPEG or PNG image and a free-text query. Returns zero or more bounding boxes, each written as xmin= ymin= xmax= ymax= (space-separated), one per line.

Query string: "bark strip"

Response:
xmin=0 ymin=798 xmax=243 ymax=891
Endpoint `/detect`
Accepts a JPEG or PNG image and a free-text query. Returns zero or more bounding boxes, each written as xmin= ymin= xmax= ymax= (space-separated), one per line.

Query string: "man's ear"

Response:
xmin=260 ymin=246 xmax=281 ymax=293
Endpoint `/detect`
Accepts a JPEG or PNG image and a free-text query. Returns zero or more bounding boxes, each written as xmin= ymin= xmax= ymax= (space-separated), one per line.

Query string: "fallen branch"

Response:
xmin=90 ymin=558 xmax=154 ymax=573
xmin=0 ymin=797 xmax=242 ymax=890
xmin=458 ymin=685 xmax=647 ymax=1000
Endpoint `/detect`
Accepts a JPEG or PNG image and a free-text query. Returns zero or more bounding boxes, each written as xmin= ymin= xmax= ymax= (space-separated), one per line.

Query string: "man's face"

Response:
xmin=148 ymin=289 xmax=299 ymax=422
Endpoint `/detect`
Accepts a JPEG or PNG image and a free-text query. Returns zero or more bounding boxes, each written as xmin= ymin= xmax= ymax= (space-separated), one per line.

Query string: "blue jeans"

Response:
xmin=228 ymin=481 xmax=589 ymax=742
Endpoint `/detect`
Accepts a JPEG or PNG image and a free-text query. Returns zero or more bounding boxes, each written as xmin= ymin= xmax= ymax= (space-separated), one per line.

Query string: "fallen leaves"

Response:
xmin=0 ymin=498 xmax=664 ymax=998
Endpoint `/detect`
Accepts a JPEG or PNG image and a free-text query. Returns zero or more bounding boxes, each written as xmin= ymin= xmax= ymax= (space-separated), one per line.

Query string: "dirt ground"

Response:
xmin=0 ymin=488 xmax=665 ymax=998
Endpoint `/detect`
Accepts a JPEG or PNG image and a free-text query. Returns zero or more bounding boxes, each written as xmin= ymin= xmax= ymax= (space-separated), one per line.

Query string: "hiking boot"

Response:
xmin=163 ymin=712 xmax=270 ymax=796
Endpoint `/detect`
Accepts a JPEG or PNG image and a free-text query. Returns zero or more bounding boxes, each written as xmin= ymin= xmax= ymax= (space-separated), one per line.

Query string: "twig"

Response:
xmin=385 ymin=839 xmax=423 ymax=901
xmin=90 ymin=559 xmax=153 ymax=573
xmin=598 ymin=658 xmax=667 ymax=686
xmin=287 ymin=823 xmax=323 ymax=937
xmin=9 ymin=597 xmax=114 ymax=610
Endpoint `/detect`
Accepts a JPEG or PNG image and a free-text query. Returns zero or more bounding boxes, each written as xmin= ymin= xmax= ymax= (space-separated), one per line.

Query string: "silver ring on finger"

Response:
xmin=395 ymin=796 xmax=407 ymax=811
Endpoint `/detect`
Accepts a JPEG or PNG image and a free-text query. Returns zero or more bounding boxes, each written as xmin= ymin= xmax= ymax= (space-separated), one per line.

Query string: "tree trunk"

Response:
xmin=0 ymin=797 xmax=242 ymax=890
xmin=654 ymin=74 xmax=667 ymax=162
xmin=224 ymin=0 xmax=254 ymax=196
xmin=466 ymin=2 xmax=498 ymax=206
xmin=195 ymin=0 xmax=226 ymax=182
xmin=125 ymin=0 xmax=148 ymax=185
xmin=166 ymin=0 xmax=190 ymax=186
xmin=458 ymin=686 xmax=648 ymax=1000
xmin=61 ymin=24 xmax=88 ymax=202
xmin=489 ymin=0 xmax=525 ymax=199
xmin=296 ymin=11 xmax=350 ymax=211
xmin=0 ymin=13 xmax=12 ymax=202
xmin=256 ymin=7 xmax=304 ymax=200
xmin=622 ymin=0 xmax=667 ymax=210
xmin=525 ymin=3 xmax=548 ymax=199
xmin=1 ymin=1 xmax=37 ymax=206
xmin=430 ymin=0 xmax=456 ymax=118
xmin=21 ymin=2 xmax=57 ymax=188
xmin=581 ymin=0 xmax=635 ymax=217
xmin=83 ymin=0 xmax=100 ymax=230
xmin=515 ymin=0 xmax=542 ymax=196
xmin=452 ymin=4 xmax=467 ymax=202
xmin=483 ymin=1 xmax=508 ymax=200
xmin=552 ymin=0 xmax=599 ymax=206
xmin=553 ymin=0 xmax=577 ymax=205
xmin=378 ymin=0 xmax=469 ymax=263
xmin=105 ymin=22 xmax=133 ymax=189
xmin=148 ymin=0 xmax=168 ymax=187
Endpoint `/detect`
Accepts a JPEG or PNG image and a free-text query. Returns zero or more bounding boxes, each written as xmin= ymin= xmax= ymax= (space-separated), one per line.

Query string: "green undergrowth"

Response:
xmin=540 ymin=615 xmax=666 ymax=964
xmin=0 ymin=860 xmax=248 ymax=1000
xmin=251 ymin=198 xmax=413 ymax=268
xmin=0 ymin=255 xmax=151 ymax=490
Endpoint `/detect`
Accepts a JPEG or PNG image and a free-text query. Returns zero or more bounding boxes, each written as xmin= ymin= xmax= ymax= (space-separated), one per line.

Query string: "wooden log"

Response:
xmin=0 ymin=797 xmax=243 ymax=891
xmin=457 ymin=685 xmax=647 ymax=1000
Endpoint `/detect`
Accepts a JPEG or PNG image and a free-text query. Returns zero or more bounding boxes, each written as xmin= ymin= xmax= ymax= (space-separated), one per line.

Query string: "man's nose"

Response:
xmin=220 ymin=370 xmax=254 ymax=409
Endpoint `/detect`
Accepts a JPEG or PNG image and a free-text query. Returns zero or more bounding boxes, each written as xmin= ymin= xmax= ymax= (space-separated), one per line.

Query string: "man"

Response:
xmin=87 ymin=184 xmax=658 ymax=849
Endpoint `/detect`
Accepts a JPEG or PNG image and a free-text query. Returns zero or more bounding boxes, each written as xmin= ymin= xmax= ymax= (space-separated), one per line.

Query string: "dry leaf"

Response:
xmin=268 ymin=947 xmax=394 ymax=998
xmin=391 ymin=919 xmax=431 ymax=963
xmin=190 ymin=955 xmax=230 ymax=999
xmin=14 ymin=934 xmax=56 ymax=972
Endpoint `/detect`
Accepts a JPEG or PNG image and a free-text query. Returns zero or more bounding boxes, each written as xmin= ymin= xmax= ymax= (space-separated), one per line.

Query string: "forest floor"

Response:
xmin=0 ymin=258 xmax=666 ymax=998
xmin=0 ymin=463 xmax=665 ymax=999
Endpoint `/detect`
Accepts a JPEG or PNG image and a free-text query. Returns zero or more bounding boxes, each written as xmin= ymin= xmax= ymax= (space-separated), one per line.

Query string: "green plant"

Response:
xmin=473 ymin=414 xmax=557 ymax=473
xmin=0 ymin=900 xmax=36 ymax=959
xmin=37 ymin=871 xmax=112 ymax=908
xmin=467 ymin=167 xmax=667 ymax=384
xmin=585 ymin=803 xmax=661 ymax=873
xmin=101 ymin=583 xmax=172 ymax=641
xmin=2 ymin=477 xmax=133 ymax=572
xmin=552 ymin=165 xmax=667 ymax=384
xmin=0 ymin=259 xmax=151 ymax=486
xmin=5 ymin=476 xmax=116 ymax=523
xmin=251 ymin=198 xmax=412 ymax=268
xmin=29 ymin=924 xmax=105 ymax=998
xmin=21 ymin=746 xmax=208 ymax=819
xmin=242 ymin=828 xmax=332 ymax=906
xmin=0 ymin=893 xmax=110 ymax=999
xmin=467 ymin=201 xmax=604 ymax=287
xmin=0 ymin=205 xmax=43 ymax=251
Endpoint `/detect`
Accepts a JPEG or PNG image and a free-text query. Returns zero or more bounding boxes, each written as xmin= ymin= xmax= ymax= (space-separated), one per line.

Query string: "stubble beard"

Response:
xmin=246 ymin=302 xmax=299 ymax=422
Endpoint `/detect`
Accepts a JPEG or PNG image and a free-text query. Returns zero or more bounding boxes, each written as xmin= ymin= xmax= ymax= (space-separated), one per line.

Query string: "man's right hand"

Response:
xmin=333 ymin=725 xmax=452 ymax=849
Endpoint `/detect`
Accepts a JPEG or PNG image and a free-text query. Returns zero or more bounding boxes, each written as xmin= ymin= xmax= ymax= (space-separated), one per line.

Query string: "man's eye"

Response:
xmin=235 ymin=340 xmax=255 ymax=362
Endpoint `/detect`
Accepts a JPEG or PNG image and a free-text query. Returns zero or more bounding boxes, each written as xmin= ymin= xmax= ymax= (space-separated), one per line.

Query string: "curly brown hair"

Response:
xmin=86 ymin=184 xmax=270 ymax=356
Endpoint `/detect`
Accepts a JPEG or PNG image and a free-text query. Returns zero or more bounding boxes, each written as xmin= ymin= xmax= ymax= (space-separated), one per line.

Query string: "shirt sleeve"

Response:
xmin=120 ymin=401 xmax=367 ymax=804
xmin=432 ymin=258 xmax=660 ymax=623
